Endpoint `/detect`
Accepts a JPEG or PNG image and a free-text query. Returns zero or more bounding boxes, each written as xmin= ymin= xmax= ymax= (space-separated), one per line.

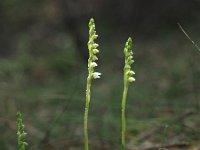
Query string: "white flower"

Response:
xmin=129 ymin=56 xmax=133 ymax=59
xmin=128 ymin=77 xmax=135 ymax=82
xmin=93 ymin=49 xmax=99 ymax=54
xmin=93 ymin=34 xmax=98 ymax=39
xmin=90 ymin=62 xmax=98 ymax=67
xmin=92 ymin=55 xmax=98 ymax=61
xmin=93 ymin=72 xmax=101 ymax=79
xmin=127 ymin=70 xmax=135 ymax=76
xmin=129 ymin=60 xmax=134 ymax=64
xmin=93 ymin=43 xmax=99 ymax=48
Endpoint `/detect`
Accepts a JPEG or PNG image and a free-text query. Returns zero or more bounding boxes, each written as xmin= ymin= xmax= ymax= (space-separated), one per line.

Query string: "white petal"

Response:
xmin=93 ymin=43 xmax=99 ymax=48
xmin=94 ymin=34 xmax=98 ymax=39
xmin=128 ymin=77 xmax=135 ymax=82
xmin=92 ymin=55 xmax=98 ymax=61
xmin=90 ymin=62 xmax=98 ymax=67
xmin=93 ymin=72 xmax=101 ymax=79
xmin=127 ymin=70 xmax=135 ymax=76
xmin=93 ymin=49 xmax=99 ymax=54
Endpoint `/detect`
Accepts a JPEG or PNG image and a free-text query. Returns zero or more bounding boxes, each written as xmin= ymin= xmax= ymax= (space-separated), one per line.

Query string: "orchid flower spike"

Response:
xmin=87 ymin=18 xmax=101 ymax=80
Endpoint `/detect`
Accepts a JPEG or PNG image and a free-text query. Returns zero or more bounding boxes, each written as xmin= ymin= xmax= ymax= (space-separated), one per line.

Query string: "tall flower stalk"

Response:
xmin=16 ymin=112 xmax=27 ymax=150
xmin=84 ymin=18 xmax=101 ymax=150
xmin=121 ymin=37 xmax=135 ymax=150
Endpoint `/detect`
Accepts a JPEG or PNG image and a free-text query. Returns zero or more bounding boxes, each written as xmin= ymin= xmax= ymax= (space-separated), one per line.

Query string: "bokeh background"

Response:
xmin=0 ymin=0 xmax=200 ymax=149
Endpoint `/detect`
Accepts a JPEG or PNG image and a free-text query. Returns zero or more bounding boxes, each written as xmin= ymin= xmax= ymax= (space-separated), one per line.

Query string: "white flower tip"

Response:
xmin=93 ymin=49 xmax=99 ymax=54
xmin=128 ymin=77 xmax=135 ymax=82
xmin=93 ymin=43 xmax=99 ymax=48
xmin=94 ymin=34 xmax=98 ymax=38
xmin=130 ymin=60 xmax=134 ymax=64
xmin=90 ymin=62 xmax=98 ymax=67
xmin=92 ymin=55 xmax=98 ymax=61
xmin=128 ymin=70 xmax=135 ymax=75
xmin=93 ymin=72 xmax=101 ymax=79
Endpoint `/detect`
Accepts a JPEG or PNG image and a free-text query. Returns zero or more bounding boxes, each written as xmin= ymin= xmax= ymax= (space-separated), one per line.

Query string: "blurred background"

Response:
xmin=0 ymin=0 xmax=200 ymax=149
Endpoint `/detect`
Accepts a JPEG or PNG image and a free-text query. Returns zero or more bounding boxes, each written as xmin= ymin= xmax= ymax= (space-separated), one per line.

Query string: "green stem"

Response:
xmin=121 ymin=78 xmax=129 ymax=150
xmin=84 ymin=76 xmax=91 ymax=150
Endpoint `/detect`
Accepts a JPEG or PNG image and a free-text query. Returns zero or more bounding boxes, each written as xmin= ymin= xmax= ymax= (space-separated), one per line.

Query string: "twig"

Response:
xmin=177 ymin=23 xmax=200 ymax=52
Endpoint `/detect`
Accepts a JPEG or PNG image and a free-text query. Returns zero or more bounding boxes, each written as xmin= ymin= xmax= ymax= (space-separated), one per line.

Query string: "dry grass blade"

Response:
xmin=177 ymin=23 xmax=200 ymax=52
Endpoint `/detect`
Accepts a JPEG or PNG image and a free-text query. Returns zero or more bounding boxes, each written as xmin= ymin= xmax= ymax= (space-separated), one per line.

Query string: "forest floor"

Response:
xmin=0 ymin=30 xmax=200 ymax=150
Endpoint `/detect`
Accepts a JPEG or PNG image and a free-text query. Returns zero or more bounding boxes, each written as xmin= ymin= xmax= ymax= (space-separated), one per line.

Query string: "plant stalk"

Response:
xmin=84 ymin=76 xmax=91 ymax=150
xmin=121 ymin=79 xmax=129 ymax=150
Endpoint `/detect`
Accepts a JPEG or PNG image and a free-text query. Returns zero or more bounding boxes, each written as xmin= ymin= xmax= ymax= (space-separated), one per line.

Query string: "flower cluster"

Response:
xmin=16 ymin=112 xmax=27 ymax=150
xmin=87 ymin=18 xmax=101 ymax=80
xmin=124 ymin=37 xmax=135 ymax=83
